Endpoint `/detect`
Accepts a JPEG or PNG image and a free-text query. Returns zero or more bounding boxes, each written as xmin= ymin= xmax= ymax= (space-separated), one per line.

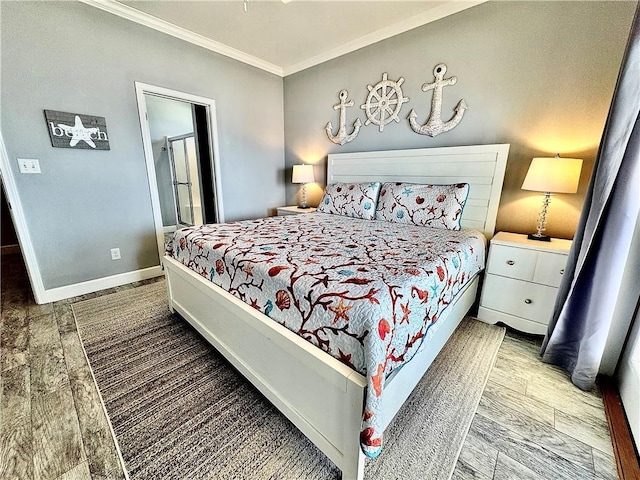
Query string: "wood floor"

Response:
xmin=453 ymin=333 xmax=619 ymax=480
xmin=1 ymin=254 xmax=619 ymax=480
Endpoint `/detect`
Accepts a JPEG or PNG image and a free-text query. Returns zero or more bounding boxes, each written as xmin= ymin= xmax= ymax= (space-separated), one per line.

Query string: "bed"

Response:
xmin=163 ymin=144 xmax=509 ymax=480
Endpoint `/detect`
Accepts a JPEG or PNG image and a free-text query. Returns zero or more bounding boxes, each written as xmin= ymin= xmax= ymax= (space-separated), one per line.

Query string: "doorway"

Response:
xmin=1 ymin=183 xmax=20 ymax=255
xmin=135 ymin=83 xmax=224 ymax=260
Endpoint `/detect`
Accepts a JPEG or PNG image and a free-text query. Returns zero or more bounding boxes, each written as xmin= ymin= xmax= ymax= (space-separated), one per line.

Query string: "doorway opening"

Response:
xmin=135 ymin=83 xmax=224 ymax=261
xmin=1 ymin=183 xmax=20 ymax=255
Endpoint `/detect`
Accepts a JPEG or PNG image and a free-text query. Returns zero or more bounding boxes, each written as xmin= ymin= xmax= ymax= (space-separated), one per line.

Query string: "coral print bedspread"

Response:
xmin=165 ymin=213 xmax=485 ymax=458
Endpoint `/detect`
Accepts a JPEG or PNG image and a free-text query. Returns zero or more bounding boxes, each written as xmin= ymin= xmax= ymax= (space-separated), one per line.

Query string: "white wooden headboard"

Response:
xmin=327 ymin=144 xmax=509 ymax=238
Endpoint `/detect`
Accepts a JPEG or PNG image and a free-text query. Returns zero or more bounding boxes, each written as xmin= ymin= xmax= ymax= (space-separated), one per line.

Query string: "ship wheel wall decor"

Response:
xmin=360 ymin=73 xmax=410 ymax=132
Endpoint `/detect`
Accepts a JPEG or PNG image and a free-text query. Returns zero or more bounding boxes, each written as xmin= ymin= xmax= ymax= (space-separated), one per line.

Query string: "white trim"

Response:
xmin=0 ymin=131 xmax=47 ymax=303
xmin=42 ymin=265 xmax=163 ymax=304
xmin=135 ymin=86 xmax=165 ymax=261
xmin=80 ymin=0 xmax=283 ymax=76
xmin=80 ymin=0 xmax=486 ymax=77
xmin=134 ymin=82 xmax=225 ymax=263
xmin=205 ymin=99 xmax=225 ymax=225
xmin=1 ymin=244 xmax=21 ymax=255
xmin=163 ymin=225 xmax=177 ymax=234
xmin=283 ymin=1 xmax=488 ymax=76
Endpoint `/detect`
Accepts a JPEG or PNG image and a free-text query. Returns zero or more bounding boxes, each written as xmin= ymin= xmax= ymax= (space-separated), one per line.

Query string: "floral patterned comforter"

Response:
xmin=165 ymin=213 xmax=485 ymax=458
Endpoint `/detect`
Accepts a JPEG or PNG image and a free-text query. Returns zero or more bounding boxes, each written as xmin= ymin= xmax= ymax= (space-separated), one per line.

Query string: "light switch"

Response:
xmin=17 ymin=158 xmax=41 ymax=174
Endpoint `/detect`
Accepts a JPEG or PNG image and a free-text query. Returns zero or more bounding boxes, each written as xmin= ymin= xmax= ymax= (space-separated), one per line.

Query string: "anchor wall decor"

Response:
xmin=408 ymin=63 xmax=467 ymax=137
xmin=361 ymin=73 xmax=409 ymax=133
xmin=325 ymin=89 xmax=361 ymax=145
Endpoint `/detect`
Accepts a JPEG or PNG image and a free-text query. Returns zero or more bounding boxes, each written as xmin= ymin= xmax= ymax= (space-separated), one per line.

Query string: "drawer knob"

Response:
xmin=506 ymin=260 xmax=515 ymax=266
xmin=560 ymin=269 xmax=565 ymax=275
xmin=524 ymin=298 xmax=533 ymax=304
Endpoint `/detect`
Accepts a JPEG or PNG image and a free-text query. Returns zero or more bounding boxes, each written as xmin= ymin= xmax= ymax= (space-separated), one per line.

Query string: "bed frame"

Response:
xmin=163 ymin=144 xmax=509 ymax=480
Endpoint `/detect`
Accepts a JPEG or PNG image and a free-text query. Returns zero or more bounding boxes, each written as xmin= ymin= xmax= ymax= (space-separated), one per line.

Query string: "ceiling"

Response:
xmin=85 ymin=0 xmax=487 ymax=76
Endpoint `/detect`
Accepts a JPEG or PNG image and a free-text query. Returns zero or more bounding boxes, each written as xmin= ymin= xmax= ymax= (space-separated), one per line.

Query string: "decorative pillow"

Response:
xmin=317 ymin=182 xmax=381 ymax=220
xmin=375 ymin=182 xmax=470 ymax=230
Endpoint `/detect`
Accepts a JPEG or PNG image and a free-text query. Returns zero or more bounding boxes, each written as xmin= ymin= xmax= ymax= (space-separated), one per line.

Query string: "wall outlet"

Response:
xmin=17 ymin=158 xmax=41 ymax=174
xmin=110 ymin=248 xmax=121 ymax=260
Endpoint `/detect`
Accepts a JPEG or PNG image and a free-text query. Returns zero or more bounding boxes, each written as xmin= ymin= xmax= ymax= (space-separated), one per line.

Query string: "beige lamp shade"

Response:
xmin=292 ymin=164 xmax=315 ymax=184
xmin=521 ymin=157 xmax=583 ymax=194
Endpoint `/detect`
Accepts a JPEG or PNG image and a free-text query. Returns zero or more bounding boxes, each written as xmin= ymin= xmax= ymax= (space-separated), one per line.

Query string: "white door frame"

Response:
xmin=0 ymin=131 xmax=47 ymax=303
xmin=134 ymin=82 xmax=224 ymax=261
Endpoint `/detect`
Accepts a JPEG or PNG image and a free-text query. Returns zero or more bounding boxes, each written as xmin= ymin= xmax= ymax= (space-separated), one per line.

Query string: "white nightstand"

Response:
xmin=276 ymin=206 xmax=317 ymax=216
xmin=477 ymin=232 xmax=572 ymax=335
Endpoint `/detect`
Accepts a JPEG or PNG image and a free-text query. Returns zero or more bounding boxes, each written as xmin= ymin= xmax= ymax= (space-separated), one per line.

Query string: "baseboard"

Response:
xmin=599 ymin=375 xmax=640 ymax=480
xmin=1 ymin=244 xmax=20 ymax=255
xmin=41 ymin=265 xmax=164 ymax=304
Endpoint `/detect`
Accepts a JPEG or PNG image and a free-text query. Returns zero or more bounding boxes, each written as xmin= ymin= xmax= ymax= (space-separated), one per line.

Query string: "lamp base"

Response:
xmin=297 ymin=205 xmax=310 ymax=209
xmin=528 ymin=233 xmax=551 ymax=242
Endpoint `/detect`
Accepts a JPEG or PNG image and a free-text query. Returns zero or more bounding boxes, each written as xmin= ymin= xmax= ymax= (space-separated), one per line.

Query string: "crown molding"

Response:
xmin=282 ymin=0 xmax=488 ymax=76
xmin=81 ymin=0 xmax=487 ymax=78
xmin=79 ymin=0 xmax=284 ymax=76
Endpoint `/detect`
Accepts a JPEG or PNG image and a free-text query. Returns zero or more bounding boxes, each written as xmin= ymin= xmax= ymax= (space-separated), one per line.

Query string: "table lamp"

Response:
xmin=292 ymin=164 xmax=315 ymax=209
xmin=521 ymin=155 xmax=582 ymax=241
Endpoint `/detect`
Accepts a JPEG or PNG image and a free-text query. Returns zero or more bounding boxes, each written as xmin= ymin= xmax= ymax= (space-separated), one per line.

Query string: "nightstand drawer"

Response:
xmin=480 ymin=274 xmax=557 ymax=323
xmin=486 ymin=244 xmax=537 ymax=281
xmin=533 ymin=252 xmax=568 ymax=288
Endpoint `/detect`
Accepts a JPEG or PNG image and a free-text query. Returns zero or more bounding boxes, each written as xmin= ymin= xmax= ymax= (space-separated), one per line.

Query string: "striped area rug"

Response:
xmin=72 ymin=280 xmax=505 ymax=480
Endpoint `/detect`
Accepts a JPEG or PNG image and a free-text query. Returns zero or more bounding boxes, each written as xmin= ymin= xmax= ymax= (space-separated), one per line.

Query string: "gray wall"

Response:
xmin=145 ymin=95 xmax=195 ymax=227
xmin=283 ymin=1 xmax=635 ymax=240
xmin=1 ymin=1 xmax=285 ymax=289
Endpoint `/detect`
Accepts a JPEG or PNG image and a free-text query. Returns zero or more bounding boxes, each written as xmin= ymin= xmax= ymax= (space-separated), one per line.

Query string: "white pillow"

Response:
xmin=317 ymin=182 xmax=381 ymax=220
xmin=375 ymin=182 xmax=470 ymax=230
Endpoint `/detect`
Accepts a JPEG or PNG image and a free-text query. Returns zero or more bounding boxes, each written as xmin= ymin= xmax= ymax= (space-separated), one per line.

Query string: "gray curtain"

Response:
xmin=540 ymin=3 xmax=640 ymax=390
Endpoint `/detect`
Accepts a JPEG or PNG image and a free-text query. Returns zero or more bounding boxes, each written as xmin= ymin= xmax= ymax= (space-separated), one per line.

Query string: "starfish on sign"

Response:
xmin=58 ymin=115 xmax=99 ymax=148
xmin=329 ymin=299 xmax=353 ymax=324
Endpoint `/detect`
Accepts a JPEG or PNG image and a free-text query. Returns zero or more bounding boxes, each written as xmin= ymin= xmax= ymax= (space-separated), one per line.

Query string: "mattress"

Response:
xmin=165 ymin=212 xmax=486 ymax=457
